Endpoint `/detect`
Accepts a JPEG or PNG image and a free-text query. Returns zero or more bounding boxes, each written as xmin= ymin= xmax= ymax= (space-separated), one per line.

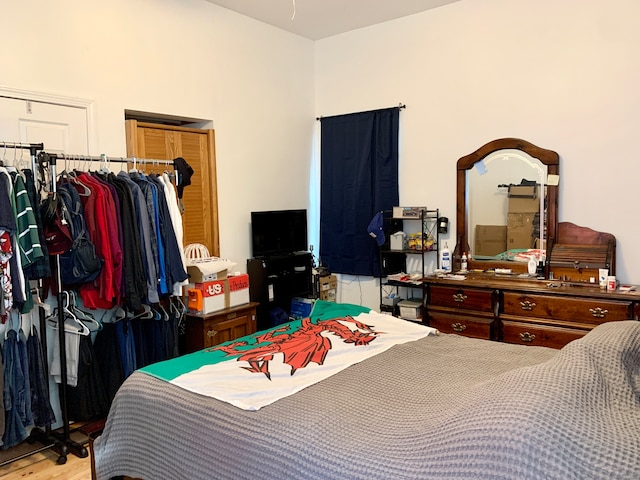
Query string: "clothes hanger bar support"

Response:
xmin=44 ymin=152 xmax=174 ymax=165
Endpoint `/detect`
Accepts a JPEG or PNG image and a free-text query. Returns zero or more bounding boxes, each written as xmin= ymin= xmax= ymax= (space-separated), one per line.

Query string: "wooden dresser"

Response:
xmin=184 ymin=302 xmax=258 ymax=353
xmin=424 ymin=275 xmax=640 ymax=348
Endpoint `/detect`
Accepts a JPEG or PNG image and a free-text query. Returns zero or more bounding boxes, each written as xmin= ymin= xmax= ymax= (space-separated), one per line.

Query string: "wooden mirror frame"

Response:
xmin=455 ymin=138 xmax=560 ymax=274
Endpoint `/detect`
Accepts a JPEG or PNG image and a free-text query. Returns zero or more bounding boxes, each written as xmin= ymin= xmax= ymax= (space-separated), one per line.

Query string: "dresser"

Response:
xmin=184 ymin=302 xmax=258 ymax=353
xmin=424 ymin=275 xmax=640 ymax=348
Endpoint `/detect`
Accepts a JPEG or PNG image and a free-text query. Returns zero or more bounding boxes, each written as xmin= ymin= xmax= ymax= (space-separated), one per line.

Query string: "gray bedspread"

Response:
xmin=93 ymin=320 xmax=640 ymax=480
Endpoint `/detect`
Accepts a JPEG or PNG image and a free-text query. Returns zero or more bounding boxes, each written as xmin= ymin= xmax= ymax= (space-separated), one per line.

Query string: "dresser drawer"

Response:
xmin=502 ymin=320 xmax=586 ymax=349
xmin=185 ymin=303 xmax=258 ymax=353
xmin=428 ymin=286 xmax=495 ymax=313
xmin=201 ymin=313 xmax=254 ymax=348
xmin=502 ymin=292 xmax=634 ymax=326
xmin=428 ymin=311 xmax=494 ymax=340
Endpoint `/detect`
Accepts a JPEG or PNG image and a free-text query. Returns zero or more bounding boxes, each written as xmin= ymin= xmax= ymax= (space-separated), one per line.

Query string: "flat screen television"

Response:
xmin=251 ymin=209 xmax=308 ymax=258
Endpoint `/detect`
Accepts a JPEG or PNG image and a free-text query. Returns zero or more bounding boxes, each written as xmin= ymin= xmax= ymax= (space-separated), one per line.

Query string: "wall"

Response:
xmin=2 ymin=0 xmax=639 ymax=313
xmin=0 ymin=0 xmax=315 ymax=270
xmin=315 ymin=0 xmax=640 ymax=309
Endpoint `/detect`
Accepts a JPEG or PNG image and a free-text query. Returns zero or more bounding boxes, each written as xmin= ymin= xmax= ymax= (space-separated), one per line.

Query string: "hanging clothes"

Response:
xmin=147 ymin=174 xmax=188 ymax=293
xmin=161 ymin=172 xmax=188 ymax=295
xmin=129 ymin=171 xmax=168 ymax=296
xmin=104 ymin=173 xmax=146 ymax=310
xmin=27 ymin=321 xmax=56 ymax=428
xmin=116 ymin=172 xmax=159 ymax=304
xmin=2 ymin=314 xmax=34 ymax=449
xmin=0 ymin=168 xmax=26 ymax=308
xmin=62 ymin=333 xmax=109 ymax=421
xmin=22 ymin=169 xmax=51 ymax=280
xmin=11 ymin=170 xmax=45 ymax=313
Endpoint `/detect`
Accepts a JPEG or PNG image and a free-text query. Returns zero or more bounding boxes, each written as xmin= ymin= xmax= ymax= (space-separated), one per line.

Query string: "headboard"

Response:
xmin=549 ymin=222 xmax=616 ymax=281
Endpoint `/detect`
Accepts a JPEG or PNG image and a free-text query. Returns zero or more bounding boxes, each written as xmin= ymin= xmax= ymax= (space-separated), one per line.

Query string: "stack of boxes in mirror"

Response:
xmin=507 ymin=185 xmax=539 ymax=250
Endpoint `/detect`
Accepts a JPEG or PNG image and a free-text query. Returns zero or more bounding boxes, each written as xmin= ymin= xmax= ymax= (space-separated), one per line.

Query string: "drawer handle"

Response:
xmin=206 ymin=329 xmax=218 ymax=338
xmin=452 ymin=293 xmax=468 ymax=303
xmin=519 ymin=332 xmax=536 ymax=343
xmin=589 ymin=307 xmax=609 ymax=318
xmin=451 ymin=322 xmax=467 ymax=332
xmin=519 ymin=300 xmax=537 ymax=311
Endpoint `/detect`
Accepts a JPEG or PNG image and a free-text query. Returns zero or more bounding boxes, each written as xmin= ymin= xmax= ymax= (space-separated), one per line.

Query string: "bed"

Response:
xmin=92 ymin=301 xmax=640 ymax=480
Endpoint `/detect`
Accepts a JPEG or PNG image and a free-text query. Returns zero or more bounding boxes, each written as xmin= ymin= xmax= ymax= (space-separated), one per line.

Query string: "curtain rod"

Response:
xmin=316 ymin=103 xmax=406 ymax=121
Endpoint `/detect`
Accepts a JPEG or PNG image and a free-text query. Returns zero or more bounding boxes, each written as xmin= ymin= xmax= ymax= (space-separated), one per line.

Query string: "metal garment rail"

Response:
xmin=44 ymin=153 xmax=88 ymax=462
xmin=41 ymin=152 xmax=178 ymax=184
xmin=0 ymin=142 xmax=70 ymax=466
xmin=45 ymin=152 xmax=175 ymax=166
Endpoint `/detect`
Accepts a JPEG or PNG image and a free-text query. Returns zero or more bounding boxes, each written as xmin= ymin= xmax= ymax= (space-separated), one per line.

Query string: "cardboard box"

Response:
xmin=319 ymin=274 xmax=337 ymax=302
xmin=398 ymin=299 xmax=422 ymax=320
xmin=228 ymin=273 xmax=250 ymax=308
xmin=507 ymin=213 xmax=536 ymax=249
xmin=188 ymin=278 xmax=228 ymax=314
xmin=187 ymin=259 xmax=229 ymax=283
xmin=390 ymin=231 xmax=406 ymax=251
xmin=508 ymin=185 xmax=540 ymax=213
xmin=382 ymin=295 xmax=402 ymax=307
xmin=474 ymin=225 xmax=507 ymax=256
xmin=392 ymin=206 xmax=426 ymax=218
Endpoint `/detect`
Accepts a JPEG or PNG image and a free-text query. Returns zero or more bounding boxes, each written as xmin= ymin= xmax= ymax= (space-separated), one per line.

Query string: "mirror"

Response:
xmin=455 ymin=138 xmax=559 ymax=274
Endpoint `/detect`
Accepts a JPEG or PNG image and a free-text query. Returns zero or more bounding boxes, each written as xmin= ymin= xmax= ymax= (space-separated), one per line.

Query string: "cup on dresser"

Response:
xmin=607 ymin=276 xmax=617 ymax=291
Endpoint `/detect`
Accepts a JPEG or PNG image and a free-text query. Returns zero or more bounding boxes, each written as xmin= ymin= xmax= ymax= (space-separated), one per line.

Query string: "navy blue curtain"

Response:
xmin=319 ymin=107 xmax=399 ymax=276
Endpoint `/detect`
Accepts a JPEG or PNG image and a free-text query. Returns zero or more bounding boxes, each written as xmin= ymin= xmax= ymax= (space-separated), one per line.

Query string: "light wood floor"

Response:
xmin=0 ymin=448 xmax=92 ymax=479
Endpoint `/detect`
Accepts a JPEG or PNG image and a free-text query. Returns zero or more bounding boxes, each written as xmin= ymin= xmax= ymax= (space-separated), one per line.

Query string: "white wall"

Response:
xmin=0 ymin=0 xmax=315 ymax=270
xmin=2 ymin=0 xmax=639 ymax=312
xmin=316 ymin=0 xmax=640 ymax=309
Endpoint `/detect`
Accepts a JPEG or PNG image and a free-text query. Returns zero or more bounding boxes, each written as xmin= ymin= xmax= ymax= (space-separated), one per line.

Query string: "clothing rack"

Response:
xmin=48 ymin=152 xmax=175 ymax=167
xmin=45 ymin=153 xmax=89 ymax=461
xmin=0 ymin=142 xmax=70 ymax=466
xmin=39 ymin=151 xmax=178 ymax=462
xmin=45 ymin=152 xmax=178 ymax=186
xmin=1 ymin=147 xmax=183 ymax=467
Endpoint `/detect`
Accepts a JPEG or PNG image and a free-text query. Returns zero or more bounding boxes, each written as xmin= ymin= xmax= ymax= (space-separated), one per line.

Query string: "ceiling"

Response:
xmin=205 ymin=0 xmax=462 ymax=40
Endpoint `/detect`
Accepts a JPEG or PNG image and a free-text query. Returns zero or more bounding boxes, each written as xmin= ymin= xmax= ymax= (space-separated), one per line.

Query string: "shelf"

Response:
xmin=383 ymin=279 xmax=424 ymax=288
xmin=381 ymin=248 xmax=437 ymax=255
xmin=378 ymin=208 xmax=439 ymax=319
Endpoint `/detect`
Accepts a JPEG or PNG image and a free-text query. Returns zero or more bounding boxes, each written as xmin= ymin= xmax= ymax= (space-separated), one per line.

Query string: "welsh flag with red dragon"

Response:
xmin=141 ymin=301 xmax=437 ymax=410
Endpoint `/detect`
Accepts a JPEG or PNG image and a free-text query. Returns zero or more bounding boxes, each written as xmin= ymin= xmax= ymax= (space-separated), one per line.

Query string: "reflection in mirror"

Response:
xmin=455 ymin=138 xmax=559 ymax=276
xmin=467 ymin=150 xmax=546 ymax=258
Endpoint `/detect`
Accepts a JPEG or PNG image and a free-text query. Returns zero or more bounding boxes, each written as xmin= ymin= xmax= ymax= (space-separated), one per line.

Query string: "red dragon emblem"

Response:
xmin=211 ymin=316 xmax=380 ymax=380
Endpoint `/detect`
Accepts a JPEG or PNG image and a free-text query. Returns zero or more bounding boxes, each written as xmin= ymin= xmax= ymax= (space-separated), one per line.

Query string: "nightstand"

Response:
xmin=184 ymin=302 xmax=258 ymax=353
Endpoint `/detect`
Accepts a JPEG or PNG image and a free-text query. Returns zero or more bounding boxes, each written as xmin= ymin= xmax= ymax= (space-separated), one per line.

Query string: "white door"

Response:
xmin=0 ymin=92 xmax=92 ymax=430
xmin=0 ymin=95 xmax=90 ymax=155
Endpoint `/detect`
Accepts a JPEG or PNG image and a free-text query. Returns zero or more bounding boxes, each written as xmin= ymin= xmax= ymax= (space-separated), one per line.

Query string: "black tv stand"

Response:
xmin=247 ymin=251 xmax=313 ymax=330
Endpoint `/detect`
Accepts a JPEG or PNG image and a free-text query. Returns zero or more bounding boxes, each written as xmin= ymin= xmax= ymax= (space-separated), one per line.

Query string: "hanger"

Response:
xmin=99 ymin=153 xmax=111 ymax=174
xmin=129 ymin=155 xmax=138 ymax=174
xmin=68 ymin=165 xmax=92 ymax=196
xmin=68 ymin=290 xmax=102 ymax=332
xmin=17 ymin=147 xmax=29 ymax=171
xmin=153 ymin=303 xmax=170 ymax=322
xmin=48 ymin=291 xmax=91 ymax=336
xmin=172 ymin=296 xmax=187 ymax=316
xmin=127 ymin=304 xmax=154 ymax=321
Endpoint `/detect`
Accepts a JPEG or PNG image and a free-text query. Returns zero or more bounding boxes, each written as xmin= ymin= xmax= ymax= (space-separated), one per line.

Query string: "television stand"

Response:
xmin=247 ymin=252 xmax=313 ymax=330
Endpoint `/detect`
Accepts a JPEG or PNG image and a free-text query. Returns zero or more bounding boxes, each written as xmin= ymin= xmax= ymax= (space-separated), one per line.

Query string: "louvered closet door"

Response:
xmin=125 ymin=120 xmax=219 ymax=256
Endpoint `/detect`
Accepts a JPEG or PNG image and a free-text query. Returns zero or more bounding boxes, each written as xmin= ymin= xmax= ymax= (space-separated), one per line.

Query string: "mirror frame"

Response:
xmin=455 ymin=138 xmax=560 ymax=273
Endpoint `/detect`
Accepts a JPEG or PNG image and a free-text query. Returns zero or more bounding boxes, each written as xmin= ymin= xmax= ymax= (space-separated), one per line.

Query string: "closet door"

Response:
xmin=125 ymin=120 xmax=219 ymax=256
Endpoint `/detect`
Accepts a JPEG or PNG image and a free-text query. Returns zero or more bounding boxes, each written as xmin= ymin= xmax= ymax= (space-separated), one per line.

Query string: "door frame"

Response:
xmin=0 ymin=85 xmax=97 ymax=153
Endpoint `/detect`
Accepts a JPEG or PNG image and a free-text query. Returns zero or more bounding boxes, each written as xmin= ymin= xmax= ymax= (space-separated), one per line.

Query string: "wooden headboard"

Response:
xmin=550 ymin=222 xmax=616 ymax=280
